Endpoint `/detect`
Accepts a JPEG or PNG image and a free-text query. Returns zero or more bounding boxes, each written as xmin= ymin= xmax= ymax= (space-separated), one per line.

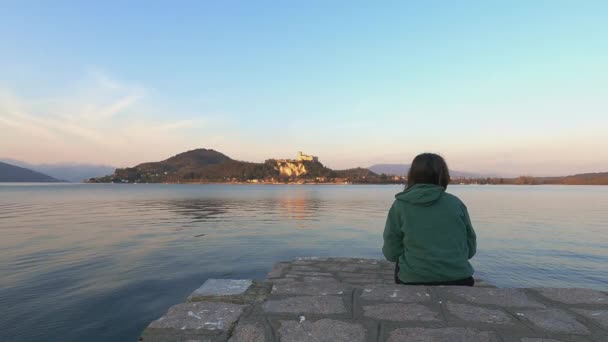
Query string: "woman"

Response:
xmin=382 ymin=153 xmax=477 ymax=286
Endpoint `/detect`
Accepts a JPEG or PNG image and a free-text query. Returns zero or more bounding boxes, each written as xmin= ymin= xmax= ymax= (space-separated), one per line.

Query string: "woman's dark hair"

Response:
xmin=407 ymin=153 xmax=450 ymax=189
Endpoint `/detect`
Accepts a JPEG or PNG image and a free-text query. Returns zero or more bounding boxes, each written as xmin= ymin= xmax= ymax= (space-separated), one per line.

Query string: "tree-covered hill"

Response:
xmin=88 ymin=148 xmax=387 ymax=184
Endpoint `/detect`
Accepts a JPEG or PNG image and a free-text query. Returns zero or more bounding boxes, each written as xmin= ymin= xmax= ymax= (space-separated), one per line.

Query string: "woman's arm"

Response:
xmin=463 ymin=206 xmax=477 ymax=259
xmin=382 ymin=203 xmax=404 ymax=262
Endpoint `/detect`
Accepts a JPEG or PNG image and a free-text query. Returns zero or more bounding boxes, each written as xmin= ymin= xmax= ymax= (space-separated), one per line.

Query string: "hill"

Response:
xmin=0 ymin=162 xmax=61 ymax=182
xmin=368 ymin=164 xmax=410 ymax=176
xmin=0 ymin=159 xmax=115 ymax=182
xmin=559 ymin=172 xmax=608 ymax=185
xmin=89 ymin=149 xmax=388 ymax=184
xmin=454 ymin=172 xmax=608 ymax=185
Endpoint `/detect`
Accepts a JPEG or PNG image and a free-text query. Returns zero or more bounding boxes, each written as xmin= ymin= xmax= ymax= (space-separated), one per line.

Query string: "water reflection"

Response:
xmin=165 ymin=199 xmax=233 ymax=224
xmin=279 ymin=194 xmax=322 ymax=222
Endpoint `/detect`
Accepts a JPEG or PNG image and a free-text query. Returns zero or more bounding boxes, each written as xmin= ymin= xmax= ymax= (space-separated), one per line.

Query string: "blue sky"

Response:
xmin=1 ymin=1 xmax=607 ymax=176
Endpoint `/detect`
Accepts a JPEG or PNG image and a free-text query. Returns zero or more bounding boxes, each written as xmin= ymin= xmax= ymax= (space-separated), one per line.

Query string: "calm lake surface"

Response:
xmin=1 ymin=184 xmax=607 ymax=341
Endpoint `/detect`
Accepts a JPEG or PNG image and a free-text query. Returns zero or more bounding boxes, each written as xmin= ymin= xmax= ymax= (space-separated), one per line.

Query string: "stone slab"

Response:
xmin=146 ymin=301 xmax=246 ymax=332
xmin=446 ymin=287 xmax=545 ymax=308
xmin=287 ymin=271 xmax=334 ymax=277
xmin=302 ymin=276 xmax=338 ymax=283
xmin=271 ymin=278 xmax=296 ymax=284
xmin=519 ymin=308 xmax=589 ymax=334
xmin=267 ymin=262 xmax=289 ymax=278
xmin=357 ymin=264 xmax=382 ymax=273
xmin=573 ymin=309 xmax=608 ymax=328
xmin=189 ymin=280 xmax=271 ymax=304
xmin=291 ymin=265 xmax=321 ymax=272
xmin=535 ymin=288 xmax=608 ymax=305
xmin=387 ymin=327 xmax=500 ymax=342
xmin=324 ymin=265 xmax=352 ymax=272
xmin=189 ymin=279 xmax=253 ymax=298
xmin=475 ymin=279 xmax=498 ymax=288
xmin=295 ymin=256 xmax=328 ymax=261
xmin=329 ymin=257 xmax=382 ymax=264
xmin=339 ymin=265 xmax=364 ymax=272
xmin=445 ymin=302 xmax=514 ymax=325
xmin=342 ymin=278 xmax=387 ymax=285
xmin=292 ymin=260 xmax=316 ymax=265
xmin=520 ymin=339 xmax=565 ymax=342
xmin=262 ymin=295 xmax=347 ymax=315
xmin=338 ymin=272 xmax=381 ymax=279
xmin=272 ymin=280 xmax=349 ymax=296
xmin=360 ymin=284 xmax=431 ymax=303
xmin=228 ymin=322 xmax=265 ymax=342
xmin=363 ymin=303 xmax=440 ymax=321
xmin=278 ymin=318 xmax=366 ymax=342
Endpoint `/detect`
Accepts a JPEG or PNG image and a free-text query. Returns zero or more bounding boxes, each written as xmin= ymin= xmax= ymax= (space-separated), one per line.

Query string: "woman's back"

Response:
xmin=382 ymin=152 xmax=477 ymax=286
xmin=383 ymin=184 xmax=476 ymax=283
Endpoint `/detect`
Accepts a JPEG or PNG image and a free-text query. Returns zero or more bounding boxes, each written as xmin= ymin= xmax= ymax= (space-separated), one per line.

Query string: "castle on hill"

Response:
xmin=277 ymin=152 xmax=319 ymax=163
xmin=275 ymin=152 xmax=319 ymax=177
xmin=296 ymin=151 xmax=318 ymax=162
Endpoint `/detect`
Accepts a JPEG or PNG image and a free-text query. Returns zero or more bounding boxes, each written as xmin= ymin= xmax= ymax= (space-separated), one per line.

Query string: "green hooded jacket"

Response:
xmin=382 ymin=184 xmax=477 ymax=283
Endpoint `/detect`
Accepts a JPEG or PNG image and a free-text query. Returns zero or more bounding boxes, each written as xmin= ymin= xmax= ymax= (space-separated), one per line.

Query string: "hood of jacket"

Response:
xmin=395 ymin=183 xmax=445 ymax=206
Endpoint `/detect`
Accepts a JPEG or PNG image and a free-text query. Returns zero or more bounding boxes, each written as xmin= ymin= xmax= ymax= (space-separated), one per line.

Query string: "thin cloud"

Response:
xmin=97 ymin=94 xmax=143 ymax=119
xmin=0 ymin=71 xmax=221 ymax=165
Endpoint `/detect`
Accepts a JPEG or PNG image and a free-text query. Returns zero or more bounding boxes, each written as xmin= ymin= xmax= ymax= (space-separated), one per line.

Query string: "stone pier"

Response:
xmin=139 ymin=258 xmax=607 ymax=342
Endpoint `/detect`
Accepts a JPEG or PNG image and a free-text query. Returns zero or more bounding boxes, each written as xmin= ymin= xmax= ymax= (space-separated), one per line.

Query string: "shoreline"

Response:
xmin=85 ymin=181 xmax=608 ymax=186
xmin=3 ymin=181 xmax=608 ymax=186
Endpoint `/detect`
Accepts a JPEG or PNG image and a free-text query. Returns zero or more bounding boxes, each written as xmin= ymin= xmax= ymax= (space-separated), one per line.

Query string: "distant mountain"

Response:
xmin=368 ymin=164 xmax=411 ymax=176
xmin=449 ymin=172 xmax=608 ymax=185
xmin=334 ymin=167 xmax=378 ymax=179
xmin=89 ymin=148 xmax=387 ymax=184
xmin=0 ymin=162 xmax=61 ymax=182
xmin=368 ymin=163 xmax=485 ymax=178
xmin=0 ymin=159 xmax=115 ymax=182
xmin=538 ymin=172 xmax=608 ymax=185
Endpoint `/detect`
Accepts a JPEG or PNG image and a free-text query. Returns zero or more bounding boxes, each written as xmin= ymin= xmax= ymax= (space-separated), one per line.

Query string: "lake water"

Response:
xmin=1 ymin=184 xmax=607 ymax=342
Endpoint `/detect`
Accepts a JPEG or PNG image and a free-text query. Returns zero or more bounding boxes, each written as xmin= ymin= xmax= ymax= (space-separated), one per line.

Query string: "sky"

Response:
xmin=1 ymin=1 xmax=607 ymax=176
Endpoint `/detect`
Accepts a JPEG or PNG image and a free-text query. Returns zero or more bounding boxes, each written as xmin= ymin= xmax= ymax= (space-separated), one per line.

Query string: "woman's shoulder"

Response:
xmin=442 ymin=191 xmax=467 ymax=209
